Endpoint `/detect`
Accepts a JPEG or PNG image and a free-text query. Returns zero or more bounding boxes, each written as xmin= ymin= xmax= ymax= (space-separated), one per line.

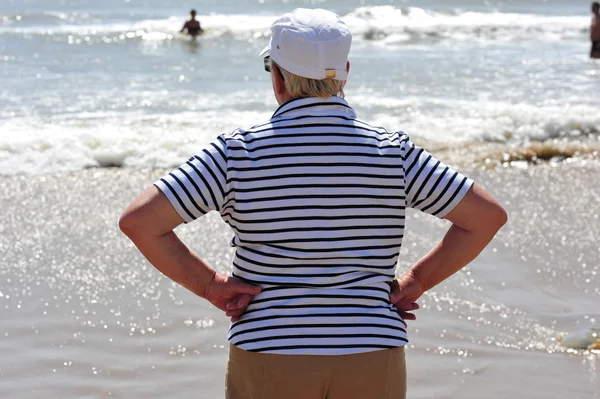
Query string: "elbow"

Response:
xmin=490 ymin=204 xmax=508 ymax=232
xmin=118 ymin=213 xmax=132 ymax=237
xmin=118 ymin=210 xmax=142 ymax=240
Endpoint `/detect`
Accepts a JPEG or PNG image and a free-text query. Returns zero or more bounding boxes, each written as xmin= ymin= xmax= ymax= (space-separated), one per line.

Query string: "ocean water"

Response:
xmin=1 ymin=1 xmax=600 ymax=398
xmin=1 ymin=0 xmax=599 ymax=175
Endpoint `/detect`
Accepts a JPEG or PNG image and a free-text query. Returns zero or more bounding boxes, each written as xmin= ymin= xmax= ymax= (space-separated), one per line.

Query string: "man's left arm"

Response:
xmin=119 ymin=186 xmax=260 ymax=319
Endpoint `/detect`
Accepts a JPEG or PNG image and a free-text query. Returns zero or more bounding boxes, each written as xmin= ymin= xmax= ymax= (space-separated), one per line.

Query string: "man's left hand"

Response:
xmin=203 ymin=272 xmax=261 ymax=322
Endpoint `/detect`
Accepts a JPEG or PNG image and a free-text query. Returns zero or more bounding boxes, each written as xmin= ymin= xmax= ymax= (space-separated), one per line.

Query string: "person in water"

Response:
xmin=591 ymin=2 xmax=600 ymax=58
xmin=181 ymin=9 xmax=204 ymax=37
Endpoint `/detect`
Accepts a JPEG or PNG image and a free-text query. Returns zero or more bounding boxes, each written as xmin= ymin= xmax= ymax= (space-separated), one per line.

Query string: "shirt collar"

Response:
xmin=271 ymin=96 xmax=357 ymax=120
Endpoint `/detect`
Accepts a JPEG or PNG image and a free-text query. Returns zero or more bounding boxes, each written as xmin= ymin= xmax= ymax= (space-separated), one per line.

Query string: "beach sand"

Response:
xmin=0 ymin=162 xmax=599 ymax=398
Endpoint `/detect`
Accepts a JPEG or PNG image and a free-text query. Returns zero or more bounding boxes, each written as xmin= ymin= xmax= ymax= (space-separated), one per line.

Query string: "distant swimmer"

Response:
xmin=181 ymin=9 xmax=204 ymax=37
xmin=591 ymin=2 xmax=600 ymax=58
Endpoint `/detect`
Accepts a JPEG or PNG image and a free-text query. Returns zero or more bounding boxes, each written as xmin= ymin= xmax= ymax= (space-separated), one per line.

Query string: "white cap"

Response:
xmin=259 ymin=8 xmax=352 ymax=81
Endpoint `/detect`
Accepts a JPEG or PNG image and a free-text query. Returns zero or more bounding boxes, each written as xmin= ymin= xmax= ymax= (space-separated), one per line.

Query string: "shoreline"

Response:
xmin=1 ymin=135 xmax=599 ymax=178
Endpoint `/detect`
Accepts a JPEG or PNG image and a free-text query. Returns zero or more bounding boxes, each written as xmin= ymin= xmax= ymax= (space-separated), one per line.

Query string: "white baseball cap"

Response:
xmin=259 ymin=8 xmax=352 ymax=81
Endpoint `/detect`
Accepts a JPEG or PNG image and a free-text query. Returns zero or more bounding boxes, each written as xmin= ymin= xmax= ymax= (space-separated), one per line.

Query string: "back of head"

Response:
xmin=260 ymin=8 xmax=352 ymax=99
xmin=276 ymin=66 xmax=346 ymax=98
xmin=191 ymin=9 xmax=197 ymax=17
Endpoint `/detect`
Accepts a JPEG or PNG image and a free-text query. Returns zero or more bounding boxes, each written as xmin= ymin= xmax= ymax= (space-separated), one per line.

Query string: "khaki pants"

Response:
xmin=225 ymin=344 xmax=406 ymax=399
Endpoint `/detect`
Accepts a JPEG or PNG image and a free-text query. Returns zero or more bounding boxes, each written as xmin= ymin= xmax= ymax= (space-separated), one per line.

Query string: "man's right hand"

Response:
xmin=390 ymin=270 xmax=424 ymax=324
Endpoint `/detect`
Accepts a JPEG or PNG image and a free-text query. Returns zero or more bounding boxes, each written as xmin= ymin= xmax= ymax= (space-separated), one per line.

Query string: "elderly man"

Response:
xmin=119 ymin=8 xmax=507 ymax=399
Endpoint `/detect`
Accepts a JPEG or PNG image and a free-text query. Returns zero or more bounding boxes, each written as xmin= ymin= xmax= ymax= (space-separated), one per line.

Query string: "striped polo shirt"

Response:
xmin=155 ymin=96 xmax=473 ymax=355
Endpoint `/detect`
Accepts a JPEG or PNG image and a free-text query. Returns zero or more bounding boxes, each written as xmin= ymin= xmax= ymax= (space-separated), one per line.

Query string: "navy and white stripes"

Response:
xmin=155 ymin=96 xmax=473 ymax=355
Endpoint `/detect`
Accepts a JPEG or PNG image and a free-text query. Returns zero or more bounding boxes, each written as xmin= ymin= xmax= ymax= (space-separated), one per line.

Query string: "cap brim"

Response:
xmin=259 ymin=45 xmax=270 ymax=58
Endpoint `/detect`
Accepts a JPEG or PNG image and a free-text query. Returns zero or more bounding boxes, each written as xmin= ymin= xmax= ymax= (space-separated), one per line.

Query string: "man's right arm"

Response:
xmin=390 ymin=184 xmax=507 ymax=309
xmin=414 ymin=184 xmax=506 ymax=290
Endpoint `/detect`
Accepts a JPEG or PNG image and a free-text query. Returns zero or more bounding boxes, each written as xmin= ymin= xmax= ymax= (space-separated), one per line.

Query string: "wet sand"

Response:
xmin=0 ymin=162 xmax=599 ymax=398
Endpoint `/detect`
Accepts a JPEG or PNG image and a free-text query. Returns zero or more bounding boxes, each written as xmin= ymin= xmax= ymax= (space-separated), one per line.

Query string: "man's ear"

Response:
xmin=272 ymin=64 xmax=286 ymax=97
xmin=339 ymin=61 xmax=350 ymax=92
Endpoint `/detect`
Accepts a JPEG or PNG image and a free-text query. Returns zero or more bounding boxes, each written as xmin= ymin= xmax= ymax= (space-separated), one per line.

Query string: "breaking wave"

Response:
xmin=0 ymin=6 xmax=588 ymax=45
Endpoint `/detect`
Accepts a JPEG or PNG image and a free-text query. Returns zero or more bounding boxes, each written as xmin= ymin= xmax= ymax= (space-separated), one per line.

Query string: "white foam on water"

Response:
xmin=0 ymin=7 xmax=587 ymax=44
xmin=0 ymin=107 xmax=272 ymax=175
xmin=345 ymin=6 xmax=586 ymax=43
xmin=1 ymin=93 xmax=598 ymax=175
xmin=352 ymin=94 xmax=600 ymax=142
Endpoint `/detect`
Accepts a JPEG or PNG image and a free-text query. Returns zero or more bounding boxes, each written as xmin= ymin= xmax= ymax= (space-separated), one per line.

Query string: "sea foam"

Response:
xmin=1 ymin=94 xmax=598 ymax=175
xmin=0 ymin=7 xmax=587 ymax=45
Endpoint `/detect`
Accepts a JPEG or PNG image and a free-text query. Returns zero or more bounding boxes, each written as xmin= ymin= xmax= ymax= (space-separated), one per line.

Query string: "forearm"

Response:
xmin=126 ymin=230 xmax=216 ymax=297
xmin=410 ymin=223 xmax=499 ymax=292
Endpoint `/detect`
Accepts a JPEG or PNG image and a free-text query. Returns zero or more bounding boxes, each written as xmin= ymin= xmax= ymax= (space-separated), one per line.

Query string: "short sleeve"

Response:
xmin=154 ymin=135 xmax=228 ymax=223
xmin=401 ymin=133 xmax=473 ymax=218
